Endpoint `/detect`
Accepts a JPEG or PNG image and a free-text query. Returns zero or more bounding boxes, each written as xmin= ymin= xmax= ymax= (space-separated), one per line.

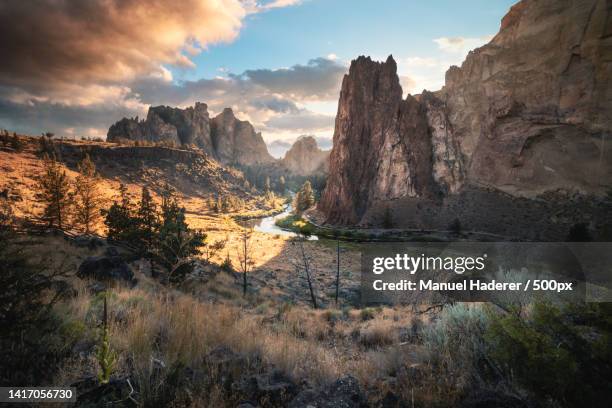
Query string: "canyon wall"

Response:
xmin=319 ymin=0 xmax=612 ymax=239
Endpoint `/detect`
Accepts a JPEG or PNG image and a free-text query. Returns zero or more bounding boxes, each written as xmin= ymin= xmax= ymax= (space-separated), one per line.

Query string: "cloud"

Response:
xmin=0 ymin=0 xmax=248 ymax=94
xmin=0 ymin=1 xmax=341 ymax=143
xmin=259 ymin=0 xmax=302 ymax=10
xmin=433 ymin=36 xmax=493 ymax=54
xmin=264 ymin=110 xmax=334 ymax=133
xmin=266 ymin=139 xmax=293 ymax=158
xmin=395 ymin=35 xmax=493 ymax=95
xmin=0 ymin=55 xmax=343 ymax=140
xmin=314 ymin=136 xmax=333 ymax=150
xmin=0 ymin=94 xmax=141 ymax=139
xmin=238 ymin=57 xmax=346 ymax=100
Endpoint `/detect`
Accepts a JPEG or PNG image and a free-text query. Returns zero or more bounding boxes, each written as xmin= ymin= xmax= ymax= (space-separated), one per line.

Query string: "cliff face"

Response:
xmin=281 ymin=136 xmax=329 ymax=176
xmin=319 ymin=0 xmax=612 ymax=238
xmin=107 ymin=103 xmax=274 ymax=166
xmin=210 ymin=108 xmax=275 ymax=166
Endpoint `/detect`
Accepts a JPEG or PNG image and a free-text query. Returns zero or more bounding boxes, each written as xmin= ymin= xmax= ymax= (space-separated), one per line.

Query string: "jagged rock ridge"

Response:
xmin=319 ymin=0 xmax=612 ymax=239
xmin=107 ymin=103 xmax=274 ymax=166
xmin=281 ymin=136 xmax=329 ymax=176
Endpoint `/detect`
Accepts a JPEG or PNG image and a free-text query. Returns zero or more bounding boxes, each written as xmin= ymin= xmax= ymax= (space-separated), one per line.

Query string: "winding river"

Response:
xmin=238 ymin=204 xmax=319 ymax=240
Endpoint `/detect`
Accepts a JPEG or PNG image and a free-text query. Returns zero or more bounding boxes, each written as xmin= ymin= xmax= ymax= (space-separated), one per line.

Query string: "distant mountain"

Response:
xmin=107 ymin=103 xmax=275 ymax=166
xmin=281 ymin=136 xmax=329 ymax=176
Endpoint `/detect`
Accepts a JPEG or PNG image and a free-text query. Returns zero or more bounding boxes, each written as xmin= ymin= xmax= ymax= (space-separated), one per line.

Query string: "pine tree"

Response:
xmin=265 ymin=176 xmax=271 ymax=192
xmin=137 ymin=186 xmax=159 ymax=250
xmin=155 ymin=186 xmax=206 ymax=283
xmin=102 ymin=183 xmax=137 ymax=242
xmin=293 ymin=180 xmax=315 ymax=214
xmin=74 ymin=154 xmax=103 ymax=234
xmin=37 ymin=154 xmax=72 ymax=230
xmin=279 ymin=176 xmax=286 ymax=194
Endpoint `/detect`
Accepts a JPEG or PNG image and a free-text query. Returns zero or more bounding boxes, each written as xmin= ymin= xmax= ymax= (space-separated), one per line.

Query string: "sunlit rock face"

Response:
xmin=281 ymin=136 xmax=329 ymax=176
xmin=210 ymin=108 xmax=275 ymax=166
xmin=107 ymin=103 xmax=274 ymax=166
xmin=319 ymin=0 xmax=612 ymax=239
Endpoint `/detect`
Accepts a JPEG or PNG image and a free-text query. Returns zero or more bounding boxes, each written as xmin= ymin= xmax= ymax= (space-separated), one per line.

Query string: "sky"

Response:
xmin=0 ymin=0 xmax=516 ymax=154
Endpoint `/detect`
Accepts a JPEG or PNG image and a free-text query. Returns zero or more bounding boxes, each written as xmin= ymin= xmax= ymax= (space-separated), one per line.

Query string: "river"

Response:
xmin=238 ymin=204 xmax=319 ymax=240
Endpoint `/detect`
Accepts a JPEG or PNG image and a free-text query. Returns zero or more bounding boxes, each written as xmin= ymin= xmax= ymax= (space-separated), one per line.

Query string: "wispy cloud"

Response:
xmin=433 ymin=36 xmax=493 ymax=54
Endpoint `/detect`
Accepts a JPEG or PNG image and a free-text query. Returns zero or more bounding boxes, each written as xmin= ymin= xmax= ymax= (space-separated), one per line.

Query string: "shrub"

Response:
xmin=359 ymin=320 xmax=397 ymax=348
xmin=422 ymin=303 xmax=490 ymax=384
xmin=485 ymin=301 xmax=612 ymax=406
xmin=360 ymin=307 xmax=376 ymax=321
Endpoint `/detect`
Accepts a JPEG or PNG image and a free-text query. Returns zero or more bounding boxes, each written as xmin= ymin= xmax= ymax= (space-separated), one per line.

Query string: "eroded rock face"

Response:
xmin=441 ymin=0 xmax=612 ymax=196
xmin=107 ymin=103 xmax=274 ymax=166
xmin=319 ymin=0 xmax=612 ymax=238
xmin=211 ymin=108 xmax=275 ymax=166
xmin=281 ymin=135 xmax=329 ymax=176
xmin=319 ymin=56 xmax=438 ymax=224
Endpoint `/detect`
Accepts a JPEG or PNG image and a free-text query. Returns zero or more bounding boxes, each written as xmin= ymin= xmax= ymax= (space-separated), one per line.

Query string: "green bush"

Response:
xmin=422 ymin=303 xmax=490 ymax=383
xmin=485 ymin=301 xmax=612 ymax=406
xmin=275 ymin=215 xmax=315 ymax=236
xmin=360 ymin=307 xmax=376 ymax=321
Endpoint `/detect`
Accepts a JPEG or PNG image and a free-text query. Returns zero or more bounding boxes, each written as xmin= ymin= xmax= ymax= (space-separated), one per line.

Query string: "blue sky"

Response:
xmin=0 ymin=0 xmax=517 ymax=153
xmin=187 ymin=0 xmax=514 ymax=81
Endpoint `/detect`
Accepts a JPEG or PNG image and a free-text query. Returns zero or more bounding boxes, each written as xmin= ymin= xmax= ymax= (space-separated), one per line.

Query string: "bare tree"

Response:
xmin=289 ymin=236 xmax=318 ymax=309
xmin=236 ymin=228 xmax=254 ymax=295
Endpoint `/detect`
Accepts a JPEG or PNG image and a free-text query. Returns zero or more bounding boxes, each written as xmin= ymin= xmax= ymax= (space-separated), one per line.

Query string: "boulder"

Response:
xmin=288 ymin=375 xmax=366 ymax=408
xmin=233 ymin=370 xmax=297 ymax=406
xmin=77 ymin=254 xmax=135 ymax=286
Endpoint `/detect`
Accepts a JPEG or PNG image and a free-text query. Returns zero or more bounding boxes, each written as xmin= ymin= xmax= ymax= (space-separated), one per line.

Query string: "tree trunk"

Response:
xmin=335 ymin=239 xmax=340 ymax=306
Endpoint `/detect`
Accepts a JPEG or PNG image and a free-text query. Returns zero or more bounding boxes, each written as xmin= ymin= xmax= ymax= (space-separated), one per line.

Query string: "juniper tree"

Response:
xmin=103 ymin=183 xmax=137 ymax=242
xmin=278 ymin=175 xmax=286 ymax=194
xmin=137 ymin=186 xmax=159 ymax=250
xmin=155 ymin=186 xmax=205 ymax=283
xmin=37 ymin=154 xmax=72 ymax=230
xmin=293 ymin=180 xmax=315 ymax=214
xmin=74 ymin=154 xmax=103 ymax=234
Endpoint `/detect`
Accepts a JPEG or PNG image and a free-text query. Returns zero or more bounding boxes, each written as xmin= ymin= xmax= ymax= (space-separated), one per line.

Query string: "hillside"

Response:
xmin=0 ymin=134 xmax=280 ymax=233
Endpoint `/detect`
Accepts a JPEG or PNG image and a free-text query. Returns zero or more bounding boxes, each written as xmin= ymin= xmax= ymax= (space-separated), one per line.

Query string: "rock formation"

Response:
xmin=210 ymin=108 xmax=275 ymax=166
xmin=107 ymin=103 xmax=274 ymax=166
xmin=281 ymin=136 xmax=329 ymax=176
xmin=319 ymin=0 xmax=612 ymax=239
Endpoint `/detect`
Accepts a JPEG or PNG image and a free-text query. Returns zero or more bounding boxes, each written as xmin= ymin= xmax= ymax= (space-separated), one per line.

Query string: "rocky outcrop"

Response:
xmin=210 ymin=108 xmax=275 ymax=166
xmin=319 ymin=0 xmax=612 ymax=239
xmin=319 ymin=56 xmax=439 ymax=224
xmin=280 ymin=135 xmax=329 ymax=176
xmin=107 ymin=103 xmax=274 ymax=166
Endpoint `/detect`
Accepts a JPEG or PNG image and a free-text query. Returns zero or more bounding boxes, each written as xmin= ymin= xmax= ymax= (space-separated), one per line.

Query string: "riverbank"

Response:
xmin=275 ymin=212 xmax=511 ymax=242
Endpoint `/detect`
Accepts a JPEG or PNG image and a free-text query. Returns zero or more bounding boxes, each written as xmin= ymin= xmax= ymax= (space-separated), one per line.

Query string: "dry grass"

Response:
xmin=358 ymin=319 xmax=398 ymax=348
